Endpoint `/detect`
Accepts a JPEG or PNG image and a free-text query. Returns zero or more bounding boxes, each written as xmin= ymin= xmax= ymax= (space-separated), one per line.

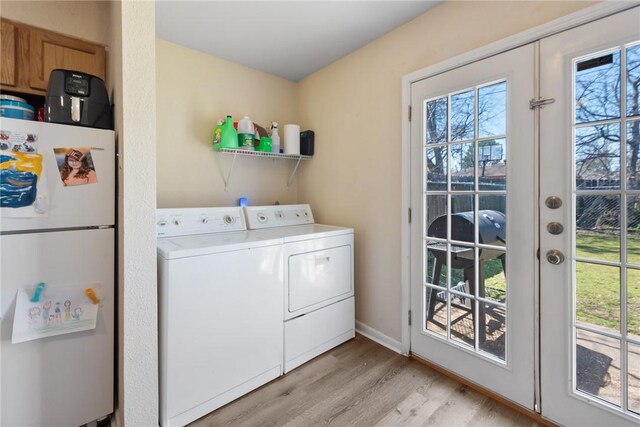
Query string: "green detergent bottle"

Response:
xmin=212 ymin=119 xmax=224 ymax=149
xmin=214 ymin=115 xmax=238 ymax=150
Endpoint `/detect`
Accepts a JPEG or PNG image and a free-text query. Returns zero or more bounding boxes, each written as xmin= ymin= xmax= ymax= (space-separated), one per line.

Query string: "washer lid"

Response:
xmin=157 ymin=231 xmax=282 ymax=259
xmin=254 ymin=224 xmax=353 ymax=242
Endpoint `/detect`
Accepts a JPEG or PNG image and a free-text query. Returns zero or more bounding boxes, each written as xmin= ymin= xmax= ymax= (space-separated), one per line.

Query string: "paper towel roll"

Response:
xmin=283 ymin=124 xmax=300 ymax=155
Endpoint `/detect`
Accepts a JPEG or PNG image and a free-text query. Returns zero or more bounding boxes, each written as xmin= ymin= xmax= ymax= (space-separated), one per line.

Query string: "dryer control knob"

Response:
xmin=257 ymin=213 xmax=268 ymax=223
xmin=201 ymin=216 xmax=209 ymax=224
xmin=158 ymin=219 xmax=167 ymax=227
xmin=223 ymin=215 xmax=235 ymax=224
xmin=173 ymin=218 xmax=182 ymax=226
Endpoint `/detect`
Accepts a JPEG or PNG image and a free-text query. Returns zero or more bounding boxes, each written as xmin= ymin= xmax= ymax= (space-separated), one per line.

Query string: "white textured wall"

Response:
xmin=110 ymin=1 xmax=158 ymax=425
xmin=297 ymin=0 xmax=594 ymax=341
xmin=1 ymin=0 xmax=109 ymax=45
xmin=155 ymin=40 xmax=300 ymax=208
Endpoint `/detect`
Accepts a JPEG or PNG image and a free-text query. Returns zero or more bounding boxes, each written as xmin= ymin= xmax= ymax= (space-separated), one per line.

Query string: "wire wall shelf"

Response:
xmin=213 ymin=148 xmax=312 ymax=191
xmin=217 ymin=148 xmax=312 ymax=160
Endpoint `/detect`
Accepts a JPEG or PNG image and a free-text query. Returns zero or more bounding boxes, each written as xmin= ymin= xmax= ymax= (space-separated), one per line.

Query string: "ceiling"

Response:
xmin=155 ymin=1 xmax=441 ymax=82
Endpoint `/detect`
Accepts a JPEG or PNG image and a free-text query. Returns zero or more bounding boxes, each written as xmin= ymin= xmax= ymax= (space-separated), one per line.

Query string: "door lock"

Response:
xmin=546 ymin=222 xmax=564 ymax=235
xmin=545 ymin=196 xmax=562 ymax=209
xmin=546 ymin=250 xmax=565 ymax=265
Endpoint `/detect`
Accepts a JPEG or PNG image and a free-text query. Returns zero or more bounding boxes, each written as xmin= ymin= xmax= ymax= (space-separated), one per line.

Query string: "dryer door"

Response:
xmin=287 ymin=234 xmax=353 ymax=315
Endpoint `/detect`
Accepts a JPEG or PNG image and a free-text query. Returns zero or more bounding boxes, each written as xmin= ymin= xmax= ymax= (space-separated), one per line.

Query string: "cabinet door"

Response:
xmin=1 ymin=21 xmax=16 ymax=86
xmin=29 ymin=27 xmax=105 ymax=90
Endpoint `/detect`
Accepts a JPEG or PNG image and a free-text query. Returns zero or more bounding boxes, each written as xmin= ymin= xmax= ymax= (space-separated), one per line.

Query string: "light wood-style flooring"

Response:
xmin=191 ymin=335 xmax=540 ymax=427
xmin=190 ymin=334 xmax=541 ymax=426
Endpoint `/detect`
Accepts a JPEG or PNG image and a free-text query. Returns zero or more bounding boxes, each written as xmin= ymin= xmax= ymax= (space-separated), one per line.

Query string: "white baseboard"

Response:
xmin=355 ymin=321 xmax=404 ymax=355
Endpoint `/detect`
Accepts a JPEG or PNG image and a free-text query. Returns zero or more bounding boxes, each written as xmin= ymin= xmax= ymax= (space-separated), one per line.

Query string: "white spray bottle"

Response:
xmin=270 ymin=122 xmax=281 ymax=154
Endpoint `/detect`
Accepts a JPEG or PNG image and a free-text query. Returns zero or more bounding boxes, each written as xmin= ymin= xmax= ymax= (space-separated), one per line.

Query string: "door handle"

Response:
xmin=546 ymin=250 xmax=565 ymax=265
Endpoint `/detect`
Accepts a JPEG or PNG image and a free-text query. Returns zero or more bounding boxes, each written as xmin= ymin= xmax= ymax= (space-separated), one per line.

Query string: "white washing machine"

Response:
xmin=244 ymin=204 xmax=355 ymax=373
xmin=156 ymin=207 xmax=284 ymax=426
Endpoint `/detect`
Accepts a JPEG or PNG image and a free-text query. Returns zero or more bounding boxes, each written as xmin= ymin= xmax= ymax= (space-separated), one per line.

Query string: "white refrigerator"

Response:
xmin=0 ymin=117 xmax=115 ymax=426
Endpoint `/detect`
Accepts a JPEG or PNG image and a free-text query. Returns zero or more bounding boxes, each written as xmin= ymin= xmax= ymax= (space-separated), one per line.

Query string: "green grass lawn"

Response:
xmin=575 ymin=231 xmax=640 ymax=336
xmin=483 ymin=259 xmax=506 ymax=302
xmin=576 ymin=230 xmax=640 ymax=263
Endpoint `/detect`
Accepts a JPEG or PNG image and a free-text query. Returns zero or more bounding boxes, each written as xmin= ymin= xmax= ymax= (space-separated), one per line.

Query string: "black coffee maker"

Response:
xmin=44 ymin=69 xmax=112 ymax=129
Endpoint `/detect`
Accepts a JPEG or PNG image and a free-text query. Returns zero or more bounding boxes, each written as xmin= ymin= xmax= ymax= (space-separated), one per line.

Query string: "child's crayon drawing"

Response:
xmin=0 ymin=130 xmax=46 ymax=217
xmin=12 ymin=284 xmax=100 ymax=344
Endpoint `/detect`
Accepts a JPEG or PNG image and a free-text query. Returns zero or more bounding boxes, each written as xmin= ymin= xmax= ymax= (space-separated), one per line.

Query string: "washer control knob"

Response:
xmin=257 ymin=213 xmax=268 ymax=223
xmin=275 ymin=211 xmax=284 ymax=219
xmin=173 ymin=218 xmax=182 ymax=226
xmin=223 ymin=214 xmax=235 ymax=225
xmin=157 ymin=219 xmax=167 ymax=227
xmin=201 ymin=216 xmax=209 ymax=224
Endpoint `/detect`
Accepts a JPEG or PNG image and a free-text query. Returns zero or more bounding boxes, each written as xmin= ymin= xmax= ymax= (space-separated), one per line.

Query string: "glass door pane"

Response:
xmin=572 ymin=39 xmax=640 ymax=418
xmin=423 ymin=80 xmax=508 ymax=362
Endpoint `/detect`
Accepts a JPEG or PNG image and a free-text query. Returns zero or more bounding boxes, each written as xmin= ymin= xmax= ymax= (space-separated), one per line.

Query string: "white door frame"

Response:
xmin=400 ymin=1 xmax=639 ymax=357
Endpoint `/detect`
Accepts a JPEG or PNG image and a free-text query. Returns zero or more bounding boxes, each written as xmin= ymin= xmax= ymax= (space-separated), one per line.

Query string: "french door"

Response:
xmin=540 ymin=7 xmax=640 ymax=426
xmin=410 ymin=6 xmax=640 ymax=425
xmin=409 ymin=43 xmax=537 ymax=410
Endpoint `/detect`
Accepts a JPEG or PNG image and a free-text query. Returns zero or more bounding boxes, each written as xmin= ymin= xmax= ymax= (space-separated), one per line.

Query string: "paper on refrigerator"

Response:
xmin=0 ymin=129 xmax=47 ymax=217
xmin=12 ymin=284 xmax=100 ymax=344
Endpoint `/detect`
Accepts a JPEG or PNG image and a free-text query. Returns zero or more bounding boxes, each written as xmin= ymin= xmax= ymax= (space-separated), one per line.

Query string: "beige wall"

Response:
xmin=297 ymin=1 xmax=594 ymax=342
xmin=1 ymin=0 xmax=109 ymax=45
xmin=156 ymin=39 xmax=300 ymax=208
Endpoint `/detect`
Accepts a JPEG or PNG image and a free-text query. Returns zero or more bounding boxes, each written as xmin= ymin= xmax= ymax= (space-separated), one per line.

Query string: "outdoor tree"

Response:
xmin=425 ymin=83 xmax=506 ymax=181
xmin=575 ymin=46 xmax=640 ymax=229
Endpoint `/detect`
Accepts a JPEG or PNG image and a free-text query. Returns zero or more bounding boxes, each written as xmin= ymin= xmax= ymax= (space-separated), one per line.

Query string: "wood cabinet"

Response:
xmin=1 ymin=19 xmax=106 ymax=96
xmin=1 ymin=21 xmax=16 ymax=87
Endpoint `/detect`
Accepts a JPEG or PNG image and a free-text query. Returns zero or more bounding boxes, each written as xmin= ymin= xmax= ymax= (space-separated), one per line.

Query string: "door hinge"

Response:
xmin=408 ymin=310 xmax=412 ymax=326
xmin=408 ymin=105 xmax=412 ymax=122
xmin=408 ymin=207 xmax=412 ymax=224
xmin=529 ymin=97 xmax=555 ymax=110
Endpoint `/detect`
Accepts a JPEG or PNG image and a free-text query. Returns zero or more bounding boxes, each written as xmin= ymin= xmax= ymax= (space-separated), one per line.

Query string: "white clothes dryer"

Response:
xmin=244 ymin=204 xmax=355 ymax=373
xmin=157 ymin=207 xmax=283 ymax=426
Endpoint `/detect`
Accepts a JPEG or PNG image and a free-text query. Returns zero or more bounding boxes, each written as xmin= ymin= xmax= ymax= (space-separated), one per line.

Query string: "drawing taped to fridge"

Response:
xmin=0 ymin=129 xmax=46 ymax=217
xmin=12 ymin=284 xmax=100 ymax=344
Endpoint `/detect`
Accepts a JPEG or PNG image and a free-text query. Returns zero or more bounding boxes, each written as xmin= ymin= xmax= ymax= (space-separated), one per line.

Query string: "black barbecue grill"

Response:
xmin=427 ymin=210 xmax=506 ymax=265
xmin=426 ymin=210 xmax=507 ymax=342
